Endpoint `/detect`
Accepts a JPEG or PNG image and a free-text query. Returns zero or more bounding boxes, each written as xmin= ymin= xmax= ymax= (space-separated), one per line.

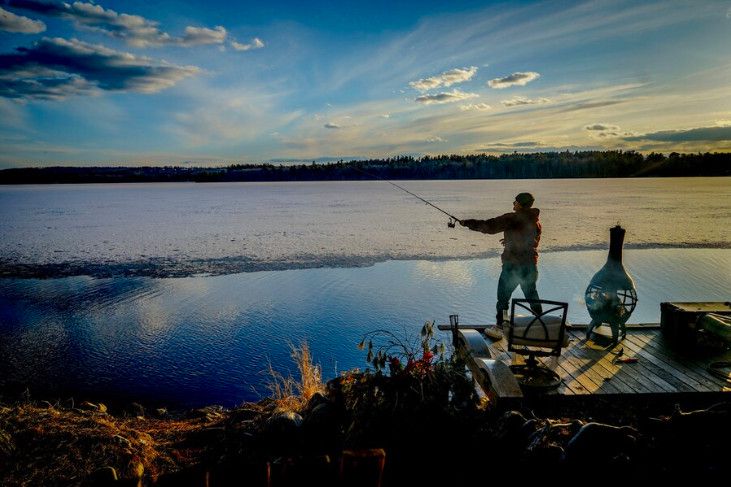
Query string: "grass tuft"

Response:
xmin=265 ymin=341 xmax=325 ymax=411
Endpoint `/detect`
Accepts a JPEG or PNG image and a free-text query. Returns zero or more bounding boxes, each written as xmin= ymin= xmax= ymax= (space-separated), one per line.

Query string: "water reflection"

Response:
xmin=1 ymin=249 xmax=730 ymax=408
xmin=412 ymin=260 xmax=481 ymax=287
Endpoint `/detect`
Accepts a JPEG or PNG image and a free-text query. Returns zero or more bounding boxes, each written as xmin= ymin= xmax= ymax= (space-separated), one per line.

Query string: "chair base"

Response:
xmin=509 ymin=364 xmax=562 ymax=391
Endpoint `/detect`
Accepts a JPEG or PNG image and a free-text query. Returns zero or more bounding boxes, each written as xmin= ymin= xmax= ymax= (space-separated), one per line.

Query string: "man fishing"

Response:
xmin=459 ymin=192 xmax=542 ymax=327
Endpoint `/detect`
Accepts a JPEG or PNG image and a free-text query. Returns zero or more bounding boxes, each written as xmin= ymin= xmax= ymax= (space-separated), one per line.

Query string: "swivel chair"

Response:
xmin=507 ymin=299 xmax=569 ymax=390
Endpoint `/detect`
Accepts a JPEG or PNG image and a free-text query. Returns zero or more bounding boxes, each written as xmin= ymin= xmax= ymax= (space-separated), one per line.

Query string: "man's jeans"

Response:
xmin=496 ymin=262 xmax=541 ymax=324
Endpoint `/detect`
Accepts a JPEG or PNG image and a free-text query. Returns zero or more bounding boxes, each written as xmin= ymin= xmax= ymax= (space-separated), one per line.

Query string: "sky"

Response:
xmin=0 ymin=0 xmax=730 ymax=167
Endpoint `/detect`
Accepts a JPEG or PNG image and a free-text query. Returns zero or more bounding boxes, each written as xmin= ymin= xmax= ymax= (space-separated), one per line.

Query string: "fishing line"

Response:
xmin=352 ymin=166 xmax=462 ymax=227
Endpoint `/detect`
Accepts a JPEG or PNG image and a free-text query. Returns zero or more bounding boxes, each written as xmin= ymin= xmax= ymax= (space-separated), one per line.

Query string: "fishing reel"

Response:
xmin=447 ymin=217 xmax=457 ymax=228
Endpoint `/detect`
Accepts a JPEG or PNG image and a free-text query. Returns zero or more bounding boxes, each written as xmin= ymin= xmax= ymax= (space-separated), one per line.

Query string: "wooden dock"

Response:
xmin=440 ymin=323 xmax=731 ymax=407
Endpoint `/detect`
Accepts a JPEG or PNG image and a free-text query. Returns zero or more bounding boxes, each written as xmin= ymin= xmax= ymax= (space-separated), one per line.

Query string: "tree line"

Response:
xmin=0 ymin=151 xmax=729 ymax=184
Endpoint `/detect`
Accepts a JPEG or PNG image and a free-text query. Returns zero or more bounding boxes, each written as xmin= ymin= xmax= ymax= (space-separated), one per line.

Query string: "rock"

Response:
xmin=227 ymin=407 xmax=259 ymax=425
xmin=670 ymin=403 xmax=731 ymax=438
xmin=519 ymin=418 xmax=540 ymax=441
xmin=112 ymin=434 xmax=132 ymax=449
xmin=79 ymin=401 xmax=98 ymax=411
xmin=79 ymin=401 xmax=107 ymax=413
xmin=85 ymin=466 xmax=118 ymax=485
xmin=130 ymin=402 xmax=145 ymax=418
xmin=495 ymin=410 xmax=528 ymax=442
xmin=262 ymin=410 xmax=304 ymax=453
xmin=304 ymin=392 xmax=329 ymax=414
xmin=268 ymin=410 xmax=303 ymax=430
xmin=303 ymin=402 xmax=341 ymax=450
xmin=188 ymin=405 xmax=225 ymax=421
xmin=565 ymin=422 xmax=638 ymax=464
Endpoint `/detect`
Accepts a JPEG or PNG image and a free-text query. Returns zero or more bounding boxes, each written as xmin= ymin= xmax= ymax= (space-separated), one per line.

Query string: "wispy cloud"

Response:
xmin=4 ymin=0 xmax=228 ymax=47
xmin=180 ymin=26 xmax=227 ymax=47
xmin=409 ymin=66 xmax=478 ymax=92
xmin=584 ymin=123 xmax=635 ymax=138
xmin=557 ymin=100 xmax=626 ymax=113
xmin=0 ymin=5 xmax=44 ymax=33
xmin=459 ymin=103 xmax=492 ymax=111
xmin=488 ymin=71 xmax=540 ymax=89
xmin=166 ymin=81 xmax=304 ymax=151
xmin=425 ymin=135 xmax=445 ymax=143
xmin=415 ymin=89 xmax=479 ymax=105
xmin=231 ymin=37 xmax=265 ymax=51
xmin=501 ymin=96 xmax=550 ymax=107
xmin=622 ymin=125 xmax=731 ymax=142
xmin=324 ymin=122 xmax=341 ymax=129
xmin=479 ymin=141 xmax=545 ymax=151
xmin=585 ymin=123 xmax=619 ymax=131
xmin=0 ymin=37 xmax=199 ymax=100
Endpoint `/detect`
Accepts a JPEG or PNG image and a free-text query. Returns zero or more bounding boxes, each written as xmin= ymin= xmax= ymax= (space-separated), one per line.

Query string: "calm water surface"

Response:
xmin=1 ymin=248 xmax=729 ymax=407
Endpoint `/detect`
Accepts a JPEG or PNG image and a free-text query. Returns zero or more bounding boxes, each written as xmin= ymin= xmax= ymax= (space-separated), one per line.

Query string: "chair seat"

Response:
xmin=511 ymin=315 xmax=570 ymax=348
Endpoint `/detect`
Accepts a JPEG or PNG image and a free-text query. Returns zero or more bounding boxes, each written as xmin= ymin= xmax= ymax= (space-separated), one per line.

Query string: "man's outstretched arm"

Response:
xmin=460 ymin=213 xmax=512 ymax=234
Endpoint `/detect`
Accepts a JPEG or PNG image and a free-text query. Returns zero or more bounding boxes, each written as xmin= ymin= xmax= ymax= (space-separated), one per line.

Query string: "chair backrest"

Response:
xmin=507 ymin=299 xmax=569 ymax=358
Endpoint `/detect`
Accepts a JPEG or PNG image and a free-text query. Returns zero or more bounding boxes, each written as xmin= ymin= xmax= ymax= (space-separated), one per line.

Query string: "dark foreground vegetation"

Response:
xmin=1 ymin=329 xmax=730 ymax=485
xmin=1 ymin=151 xmax=729 ymax=184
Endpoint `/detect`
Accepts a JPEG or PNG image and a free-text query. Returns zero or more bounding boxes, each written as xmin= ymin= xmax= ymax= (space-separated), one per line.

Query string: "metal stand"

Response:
xmin=509 ymin=354 xmax=562 ymax=391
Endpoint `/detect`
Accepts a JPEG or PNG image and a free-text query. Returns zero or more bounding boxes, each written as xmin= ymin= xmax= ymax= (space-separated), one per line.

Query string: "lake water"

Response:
xmin=1 ymin=179 xmax=730 ymax=407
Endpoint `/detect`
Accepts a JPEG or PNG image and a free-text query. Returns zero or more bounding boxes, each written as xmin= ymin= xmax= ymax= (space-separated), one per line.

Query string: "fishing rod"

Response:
xmin=352 ymin=166 xmax=462 ymax=228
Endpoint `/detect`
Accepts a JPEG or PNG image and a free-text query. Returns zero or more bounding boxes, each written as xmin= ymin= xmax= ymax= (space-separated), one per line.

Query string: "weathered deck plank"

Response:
xmin=629 ymin=332 xmax=730 ymax=389
xmin=625 ymin=333 xmax=725 ymax=391
xmin=452 ymin=326 xmax=730 ymax=403
xmin=560 ymin=341 xmax=622 ymax=394
xmin=619 ymin=335 xmax=707 ymax=392
xmin=567 ymin=338 xmax=664 ymax=394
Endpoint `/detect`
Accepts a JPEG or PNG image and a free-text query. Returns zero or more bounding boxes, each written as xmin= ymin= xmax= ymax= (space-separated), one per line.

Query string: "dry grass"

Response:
xmin=265 ymin=341 xmax=325 ymax=411
xmin=0 ymin=402 xmax=221 ymax=486
xmin=0 ymin=342 xmax=325 ymax=485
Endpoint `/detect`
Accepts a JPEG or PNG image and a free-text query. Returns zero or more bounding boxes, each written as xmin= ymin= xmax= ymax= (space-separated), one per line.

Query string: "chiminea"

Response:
xmin=585 ymin=225 xmax=638 ymax=343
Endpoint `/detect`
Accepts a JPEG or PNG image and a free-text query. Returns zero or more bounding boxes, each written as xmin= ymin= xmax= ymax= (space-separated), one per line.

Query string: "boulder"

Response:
xmin=188 ymin=405 xmax=225 ymax=421
xmin=112 ymin=434 xmax=132 ymax=449
xmin=565 ymin=422 xmax=638 ymax=464
xmin=302 ymin=402 xmax=341 ymax=450
xmin=79 ymin=401 xmax=107 ymax=413
xmin=267 ymin=410 xmax=303 ymax=431
xmin=304 ymin=392 xmax=329 ymax=414
xmin=129 ymin=402 xmax=145 ymax=418
xmin=262 ymin=410 xmax=304 ymax=453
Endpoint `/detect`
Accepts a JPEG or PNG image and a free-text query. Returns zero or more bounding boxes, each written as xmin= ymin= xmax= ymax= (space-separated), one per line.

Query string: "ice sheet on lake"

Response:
xmin=1 ymin=178 xmax=729 ymax=277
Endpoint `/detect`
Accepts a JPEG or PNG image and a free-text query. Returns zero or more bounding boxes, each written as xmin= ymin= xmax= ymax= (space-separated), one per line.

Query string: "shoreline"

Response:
xmin=1 ymin=243 xmax=729 ymax=280
xmin=2 ymin=371 xmax=730 ymax=485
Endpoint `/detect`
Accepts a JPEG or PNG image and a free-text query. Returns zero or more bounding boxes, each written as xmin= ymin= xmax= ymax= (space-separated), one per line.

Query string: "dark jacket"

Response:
xmin=462 ymin=208 xmax=541 ymax=265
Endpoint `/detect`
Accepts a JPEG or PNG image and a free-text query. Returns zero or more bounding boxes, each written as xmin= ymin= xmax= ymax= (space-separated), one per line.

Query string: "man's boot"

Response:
xmin=496 ymin=310 xmax=507 ymax=328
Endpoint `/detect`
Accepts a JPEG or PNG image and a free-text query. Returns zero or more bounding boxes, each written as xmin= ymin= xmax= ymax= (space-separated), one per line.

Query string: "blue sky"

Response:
xmin=1 ymin=0 xmax=730 ymax=167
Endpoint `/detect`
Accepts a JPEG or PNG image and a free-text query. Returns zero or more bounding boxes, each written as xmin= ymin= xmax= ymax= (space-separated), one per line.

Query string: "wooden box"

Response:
xmin=660 ymin=302 xmax=731 ymax=346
